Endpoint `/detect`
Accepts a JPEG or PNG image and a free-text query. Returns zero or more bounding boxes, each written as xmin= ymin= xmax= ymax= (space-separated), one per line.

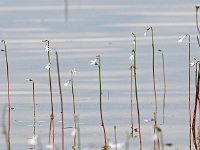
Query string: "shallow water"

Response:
xmin=0 ymin=0 xmax=199 ymax=149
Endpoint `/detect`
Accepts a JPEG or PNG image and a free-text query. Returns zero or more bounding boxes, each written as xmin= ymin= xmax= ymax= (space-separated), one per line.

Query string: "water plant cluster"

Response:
xmin=2 ymin=4 xmax=200 ymax=150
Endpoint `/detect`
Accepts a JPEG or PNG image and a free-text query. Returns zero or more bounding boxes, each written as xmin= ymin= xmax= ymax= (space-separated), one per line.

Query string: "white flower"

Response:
xmin=72 ymin=68 xmax=77 ymax=74
xmin=108 ymin=142 xmax=124 ymax=149
xmin=132 ymin=40 xmax=136 ymax=46
xmin=71 ymin=128 xmax=76 ymax=136
xmin=153 ymin=133 xmax=158 ymax=141
xmin=178 ymin=35 xmax=187 ymax=43
xmin=90 ymin=59 xmax=97 ymax=65
xmin=129 ymin=53 xmax=134 ymax=61
xmin=45 ymin=63 xmax=50 ymax=70
xmin=46 ymin=144 xmax=53 ymax=149
xmin=190 ymin=61 xmax=196 ymax=67
xmin=27 ymin=135 xmax=38 ymax=145
xmin=45 ymin=44 xmax=50 ymax=52
xmin=144 ymin=119 xmax=149 ymax=123
xmin=144 ymin=31 xmax=147 ymax=36
xmin=64 ymin=80 xmax=70 ymax=87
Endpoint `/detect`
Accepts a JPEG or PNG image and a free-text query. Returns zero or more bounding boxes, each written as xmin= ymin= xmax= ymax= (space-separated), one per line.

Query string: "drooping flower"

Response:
xmin=25 ymin=78 xmax=32 ymax=82
xmin=90 ymin=59 xmax=97 ymax=65
xmin=178 ymin=35 xmax=187 ymax=43
xmin=70 ymin=128 xmax=76 ymax=136
xmin=27 ymin=135 xmax=38 ymax=145
xmin=144 ymin=27 xmax=151 ymax=36
xmin=129 ymin=53 xmax=134 ymax=61
xmin=64 ymin=80 xmax=71 ymax=87
xmin=45 ymin=63 xmax=51 ymax=70
xmin=190 ymin=59 xmax=198 ymax=67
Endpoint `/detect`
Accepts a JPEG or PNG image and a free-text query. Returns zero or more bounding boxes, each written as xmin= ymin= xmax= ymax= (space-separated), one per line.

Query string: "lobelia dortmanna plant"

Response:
xmin=1 ymin=40 xmax=11 ymax=150
xmin=42 ymin=40 xmax=55 ymax=150
xmin=178 ymin=34 xmax=192 ymax=150
xmin=157 ymin=49 xmax=166 ymax=125
xmin=90 ymin=55 xmax=109 ymax=149
xmin=55 ymin=50 xmax=65 ymax=150
xmin=144 ymin=27 xmax=158 ymax=150
xmin=129 ymin=33 xmax=142 ymax=150
xmin=64 ymin=68 xmax=77 ymax=149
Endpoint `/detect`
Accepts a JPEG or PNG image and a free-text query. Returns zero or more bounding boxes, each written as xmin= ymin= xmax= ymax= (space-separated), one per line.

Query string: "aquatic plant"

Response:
xmin=91 ymin=55 xmax=108 ymax=149
xmin=196 ymin=5 xmax=200 ymax=34
xmin=42 ymin=40 xmax=55 ymax=149
xmin=131 ymin=33 xmax=142 ymax=149
xmin=178 ymin=34 xmax=191 ymax=150
xmin=55 ymin=50 xmax=65 ymax=150
xmin=158 ymin=49 xmax=166 ymax=124
xmin=144 ymin=27 xmax=157 ymax=119
xmin=1 ymin=40 xmax=11 ymax=150
xmin=25 ymin=79 xmax=36 ymax=137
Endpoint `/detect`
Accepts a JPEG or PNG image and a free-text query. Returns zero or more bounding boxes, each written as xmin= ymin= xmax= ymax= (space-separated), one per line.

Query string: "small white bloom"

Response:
xmin=71 ymin=128 xmax=76 ymax=136
xmin=64 ymin=80 xmax=70 ymax=87
xmin=90 ymin=59 xmax=97 ymax=65
xmin=45 ymin=63 xmax=50 ymax=70
xmin=144 ymin=31 xmax=147 ymax=36
xmin=132 ymin=40 xmax=136 ymax=46
xmin=46 ymin=144 xmax=53 ymax=149
xmin=190 ymin=61 xmax=196 ymax=67
xmin=129 ymin=53 xmax=134 ymax=61
xmin=72 ymin=68 xmax=77 ymax=74
xmin=27 ymin=135 xmax=38 ymax=145
xmin=144 ymin=119 xmax=149 ymax=123
xmin=178 ymin=35 xmax=186 ymax=43
xmin=45 ymin=44 xmax=50 ymax=52
xmin=25 ymin=78 xmax=32 ymax=81
xmin=108 ymin=142 xmax=124 ymax=149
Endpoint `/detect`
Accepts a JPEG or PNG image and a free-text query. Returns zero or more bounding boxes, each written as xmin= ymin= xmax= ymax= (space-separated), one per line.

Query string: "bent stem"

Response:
xmin=2 ymin=105 xmax=10 ymax=150
xmin=96 ymin=55 xmax=108 ymax=148
xmin=42 ymin=40 xmax=55 ymax=150
xmin=132 ymin=33 xmax=142 ymax=150
xmin=55 ymin=50 xmax=65 ymax=150
xmin=1 ymin=40 xmax=11 ymax=150
xmin=196 ymin=5 xmax=200 ymax=34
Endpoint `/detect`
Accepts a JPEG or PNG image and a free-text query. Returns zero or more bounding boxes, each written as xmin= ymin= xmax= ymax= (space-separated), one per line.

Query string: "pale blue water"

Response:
xmin=0 ymin=0 xmax=199 ymax=149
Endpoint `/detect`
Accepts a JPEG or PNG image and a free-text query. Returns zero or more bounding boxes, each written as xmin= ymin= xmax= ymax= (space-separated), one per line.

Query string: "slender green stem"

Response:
xmin=1 ymin=40 xmax=11 ymax=150
xmin=55 ymin=50 xmax=65 ymax=150
xmin=77 ymin=115 xmax=81 ymax=150
xmin=2 ymin=104 xmax=9 ymax=150
xmin=43 ymin=40 xmax=55 ymax=150
xmin=71 ymin=70 xmax=77 ymax=148
xmin=130 ymin=65 xmax=134 ymax=136
xmin=97 ymin=55 xmax=107 ymax=147
xmin=114 ymin=125 xmax=117 ymax=150
xmin=132 ymin=33 xmax=142 ymax=150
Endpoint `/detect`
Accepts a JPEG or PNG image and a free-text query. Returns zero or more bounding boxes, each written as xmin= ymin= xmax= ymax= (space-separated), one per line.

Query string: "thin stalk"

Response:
xmin=1 ymin=40 xmax=11 ymax=150
xmin=132 ymin=33 xmax=142 ymax=150
xmin=196 ymin=5 xmax=200 ymax=34
xmin=114 ymin=125 xmax=117 ymax=150
xmin=32 ymin=81 xmax=36 ymax=137
xmin=71 ymin=70 xmax=77 ymax=148
xmin=42 ymin=40 xmax=55 ymax=150
xmin=158 ymin=49 xmax=166 ymax=124
xmin=97 ymin=55 xmax=107 ymax=148
xmin=192 ymin=64 xmax=200 ymax=150
xmin=130 ymin=65 xmax=134 ymax=136
xmin=150 ymin=27 xmax=158 ymax=119
xmin=55 ymin=50 xmax=65 ymax=150
xmin=188 ymin=35 xmax=192 ymax=150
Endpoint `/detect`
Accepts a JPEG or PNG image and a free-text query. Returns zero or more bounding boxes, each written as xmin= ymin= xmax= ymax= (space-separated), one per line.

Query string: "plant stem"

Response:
xmin=196 ymin=5 xmax=200 ymax=34
xmin=55 ymin=50 xmax=65 ymax=150
xmin=114 ymin=125 xmax=117 ymax=150
xmin=1 ymin=40 xmax=11 ymax=150
xmin=43 ymin=40 xmax=55 ymax=150
xmin=97 ymin=55 xmax=107 ymax=147
xmin=77 ymin=115 xmax=81 ymax=150
xmin=188 ymin=35 xmax=192 ymax=150
xmin=192 ymin=64 xmax=200 ymax=150
xmin=130 ymin=65 xmax=134 ymax=136
xmin=71 ymin=70 xmax=77 ymax=148
xmin=132 ymin=33 xmax=142 ymax=150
